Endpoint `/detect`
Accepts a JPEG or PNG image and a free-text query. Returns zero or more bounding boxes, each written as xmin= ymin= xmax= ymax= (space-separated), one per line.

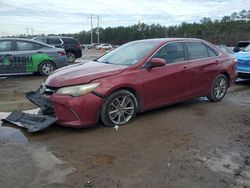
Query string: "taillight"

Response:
xmin=58 ymin=50 xmax=66 ymax=56
xmin=76 ymin=43 xmax=81 ymax=48
xmin=233 ymin=59 xmax=237 ymax=65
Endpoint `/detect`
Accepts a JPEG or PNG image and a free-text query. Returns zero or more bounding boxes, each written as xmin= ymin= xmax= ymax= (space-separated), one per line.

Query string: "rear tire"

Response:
xmin=66 ymin=51 xmax=76 ymax=63
xmin=38 ymin=61 xmax=56 ymax=76
xmin=101 ymin=90 xmax=138 ymax=127
xmin=207 ymin=74 xmax=228 ymax=102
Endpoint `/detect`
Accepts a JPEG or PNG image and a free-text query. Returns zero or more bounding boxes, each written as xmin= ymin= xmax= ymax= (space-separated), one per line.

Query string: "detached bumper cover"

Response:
xmin=2 ymin=111 xmax=57 ymax=133
xmin=1 ymin=91 xmax=56 ymax=133
xmin=25 ymin=91 xmax=54 ymax=115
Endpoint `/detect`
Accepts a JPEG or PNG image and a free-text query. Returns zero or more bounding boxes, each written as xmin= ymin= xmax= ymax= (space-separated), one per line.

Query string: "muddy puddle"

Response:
xmin=0 ymin=108 xmax=40 ymax=143
xmin=0 ymin=75 xmax=44 ymax=111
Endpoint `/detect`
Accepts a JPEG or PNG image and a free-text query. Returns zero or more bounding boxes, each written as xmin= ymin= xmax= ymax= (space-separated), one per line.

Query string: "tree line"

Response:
xmin=21 ymin=10 xmax=250 ymax=46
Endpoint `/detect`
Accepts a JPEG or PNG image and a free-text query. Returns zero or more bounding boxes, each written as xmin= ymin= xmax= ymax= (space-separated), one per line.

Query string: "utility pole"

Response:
xmin=97 ymin=15 xmax=100 ymax=44
xmin=30 ymin=28 xmax=34 ymax=36
xmin=90 ymin=14 xmax=93 ymax=44
xmin=26 ymin=27 xmax=29 ymax=36
xmin=88 ymin=14 xmax=100 ymax=44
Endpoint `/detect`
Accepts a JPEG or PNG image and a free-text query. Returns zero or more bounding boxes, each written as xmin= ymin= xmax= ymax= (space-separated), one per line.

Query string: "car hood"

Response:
xmin=45 ymin=61 xmax=128 ymax=87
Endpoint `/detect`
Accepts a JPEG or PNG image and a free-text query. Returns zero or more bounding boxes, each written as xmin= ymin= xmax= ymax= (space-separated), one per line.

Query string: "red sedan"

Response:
xmin=32 ymin=38 xmax=237 ymax=128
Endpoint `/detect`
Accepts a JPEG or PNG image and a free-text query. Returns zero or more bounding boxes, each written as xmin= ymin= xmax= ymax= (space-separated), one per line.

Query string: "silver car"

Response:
xmin=0 ymin=38 xmax=68 ymax=76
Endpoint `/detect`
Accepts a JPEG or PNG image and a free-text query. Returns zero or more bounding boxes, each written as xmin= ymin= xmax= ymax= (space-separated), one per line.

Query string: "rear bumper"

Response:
xmin=237 ymin=65 xmax=250 ymax=78
xmin=237 ymin=72 xmax=250 ymax=78
xmin=54 ymin=56 xmax=68 ymax=69
xmin=75 ymin=49 xmax=82 ymax=58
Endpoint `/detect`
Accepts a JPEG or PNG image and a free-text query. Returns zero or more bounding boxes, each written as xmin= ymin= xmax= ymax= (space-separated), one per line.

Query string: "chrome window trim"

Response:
xmin=142 ymin=40 xmax=222 ymax=69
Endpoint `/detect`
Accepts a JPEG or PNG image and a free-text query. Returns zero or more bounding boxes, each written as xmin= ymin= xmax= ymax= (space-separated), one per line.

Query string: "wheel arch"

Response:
xmin=38 ymin=60 xmax=57 ymax=76
xmin=220 ymin=71 xmax=230 ymax=86
xmin=105 ymin=86 xmax=142 ymax=113
xmin=39 ymin=60 xmax=57 ymax=70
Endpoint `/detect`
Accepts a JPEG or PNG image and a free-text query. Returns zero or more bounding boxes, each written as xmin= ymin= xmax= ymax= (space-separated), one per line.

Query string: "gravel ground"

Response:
xmin=0 ymin=51 xmax=250 ymax=187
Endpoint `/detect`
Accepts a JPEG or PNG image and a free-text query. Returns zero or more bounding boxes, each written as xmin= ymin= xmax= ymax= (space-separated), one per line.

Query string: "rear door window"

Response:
xmin=47 ymin=38 xmax=62 ymax=45
xmin=153 ymin=42 xmax=185 ymax=64
xmin=0 ymin=41 xmax=12 ymax=52
xmin=237 ymin=42 xmax=250 ymax=48
xmin=16 ymin=41 xmax=42 ymax=51
xmin=185 ymin=42 xmax=209 ymax=60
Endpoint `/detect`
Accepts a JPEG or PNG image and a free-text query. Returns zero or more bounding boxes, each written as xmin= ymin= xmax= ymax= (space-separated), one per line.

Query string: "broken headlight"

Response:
xmin=56 ymin=83 xmax=100 ymax=97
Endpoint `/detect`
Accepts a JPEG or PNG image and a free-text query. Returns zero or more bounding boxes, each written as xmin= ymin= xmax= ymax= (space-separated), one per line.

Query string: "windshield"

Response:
xmin=97 ymin=41 xmax=160 ymax=66
xmin=243 ymin=45 xmax=250 ymax=52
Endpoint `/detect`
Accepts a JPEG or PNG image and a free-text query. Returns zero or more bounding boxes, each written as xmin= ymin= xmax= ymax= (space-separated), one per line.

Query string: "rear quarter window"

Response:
xmin=61 ymin=38 xmax=78 ymax=45
xmin=237 ymin=42 xmax=250 ymax=48
xmin=47 ymin=38 xmax=62 ymax=45
xmin=16 ymin=41 xmax=42 ymax=51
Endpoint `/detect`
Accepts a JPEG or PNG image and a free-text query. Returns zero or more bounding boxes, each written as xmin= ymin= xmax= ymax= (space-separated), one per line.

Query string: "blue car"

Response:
xmin=235 ymin=45 xmax=250 ymax=78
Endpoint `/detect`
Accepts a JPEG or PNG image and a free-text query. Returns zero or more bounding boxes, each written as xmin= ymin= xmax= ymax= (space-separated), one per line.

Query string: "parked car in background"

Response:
xmin=235 ymin=44 xmax=250 ymax=78
xmin=216 ymin=45 xmax=234 ymax=55
xmin=96 ymin=43 xmax=112 ymax=50
xmin=28 ymin=38 xmax=237 ymax=128
xmin=33 ymin=36 xmax=82 ymax=63
xmin=0 ymin=38 xmax=68 ymax=76
xmin=233 ymin=41 xmax=250 ymax=53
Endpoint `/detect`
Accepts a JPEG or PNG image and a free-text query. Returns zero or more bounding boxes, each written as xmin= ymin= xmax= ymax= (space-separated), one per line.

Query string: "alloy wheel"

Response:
xmin=108 ymin=95 xmax=135 ymax=125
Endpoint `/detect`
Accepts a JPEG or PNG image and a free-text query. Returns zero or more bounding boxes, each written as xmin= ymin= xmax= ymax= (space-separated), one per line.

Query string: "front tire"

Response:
xmin=101 ymin=90 xmax=138 ymax=127
xmin=207 ymin=74 xmax=228 ymax=102
xmin=38 ymin=61 xmax=56 ymax=76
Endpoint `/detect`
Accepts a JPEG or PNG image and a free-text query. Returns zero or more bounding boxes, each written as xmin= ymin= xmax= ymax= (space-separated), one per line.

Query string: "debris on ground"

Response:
xmin=114 ymin=125 xmax=119 ymax=130
xmin=1 ymin=111 xmax=57 ymax=133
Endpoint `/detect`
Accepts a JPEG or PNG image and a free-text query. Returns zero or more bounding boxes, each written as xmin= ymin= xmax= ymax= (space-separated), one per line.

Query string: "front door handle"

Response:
xmin=37 ymin=51 xmax=44 ymax=53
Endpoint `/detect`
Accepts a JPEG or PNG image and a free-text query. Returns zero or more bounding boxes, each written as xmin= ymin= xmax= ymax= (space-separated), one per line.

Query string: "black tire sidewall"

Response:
xmin=101 ymin=90 xmax=138 ymax=127
xmin=208 ymin=74 xmax=228 ymax=102
xmin=66 ymin=52 xmax=76 ymax=63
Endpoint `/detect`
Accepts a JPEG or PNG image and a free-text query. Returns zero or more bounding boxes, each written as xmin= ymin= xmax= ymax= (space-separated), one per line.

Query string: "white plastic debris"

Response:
xmin=114 ymin=125 xmax=119 ymax=130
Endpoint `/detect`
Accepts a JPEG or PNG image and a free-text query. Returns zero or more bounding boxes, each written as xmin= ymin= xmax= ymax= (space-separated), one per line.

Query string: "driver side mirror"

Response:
xmin=145 ymin=58 xmax=166 ymax=68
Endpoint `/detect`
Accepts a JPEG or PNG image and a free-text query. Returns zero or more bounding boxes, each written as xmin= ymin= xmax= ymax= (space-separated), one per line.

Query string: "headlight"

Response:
xmin=56 ymin=83 xmax=100 ymax=97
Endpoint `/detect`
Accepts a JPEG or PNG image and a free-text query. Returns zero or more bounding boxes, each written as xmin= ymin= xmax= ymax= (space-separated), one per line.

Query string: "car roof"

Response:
xmin=0 ymin=37 xmax=51 ymax=46
xmin=131 ymin=38 xmax=206 ymax=44
xmin=33 ymin=36 xmax=74 ymax=39
xmin=238 ymin=41 xmax=250 ymax=43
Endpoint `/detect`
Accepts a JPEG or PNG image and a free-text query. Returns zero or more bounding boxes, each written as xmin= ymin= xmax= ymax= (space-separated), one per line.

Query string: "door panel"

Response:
xmin=184 ymin=42 xmax=220 ymax=96
xmin=142 ymin=62 xmax=191 ymax=110
xmin=188 ymin=58 xmax=220 ymax=96
xmin=0 ymin=40 xmax=16 ymax=74
xmin=13 ymin=41 xmax=43 ymax=73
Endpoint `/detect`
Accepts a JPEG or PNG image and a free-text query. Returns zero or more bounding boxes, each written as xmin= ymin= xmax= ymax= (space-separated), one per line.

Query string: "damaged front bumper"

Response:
xmin=2 ymin=86 xmax=104 ymax=132
xmin=1 ymin=90 xmax=57 ymax=133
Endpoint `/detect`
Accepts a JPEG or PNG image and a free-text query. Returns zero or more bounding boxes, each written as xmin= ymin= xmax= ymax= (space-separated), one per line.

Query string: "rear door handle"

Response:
xmin=215 ymin=60 xmax=220 ymax=64
xmin=183 ymin=66 xmax=188 ymax=69
xmin=37 ymin=51 xmax=44 ymax=53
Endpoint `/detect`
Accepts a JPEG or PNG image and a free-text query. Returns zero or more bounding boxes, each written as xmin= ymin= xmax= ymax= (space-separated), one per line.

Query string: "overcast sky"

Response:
xmin=0 ymin=0 xmax=249 ymax=36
